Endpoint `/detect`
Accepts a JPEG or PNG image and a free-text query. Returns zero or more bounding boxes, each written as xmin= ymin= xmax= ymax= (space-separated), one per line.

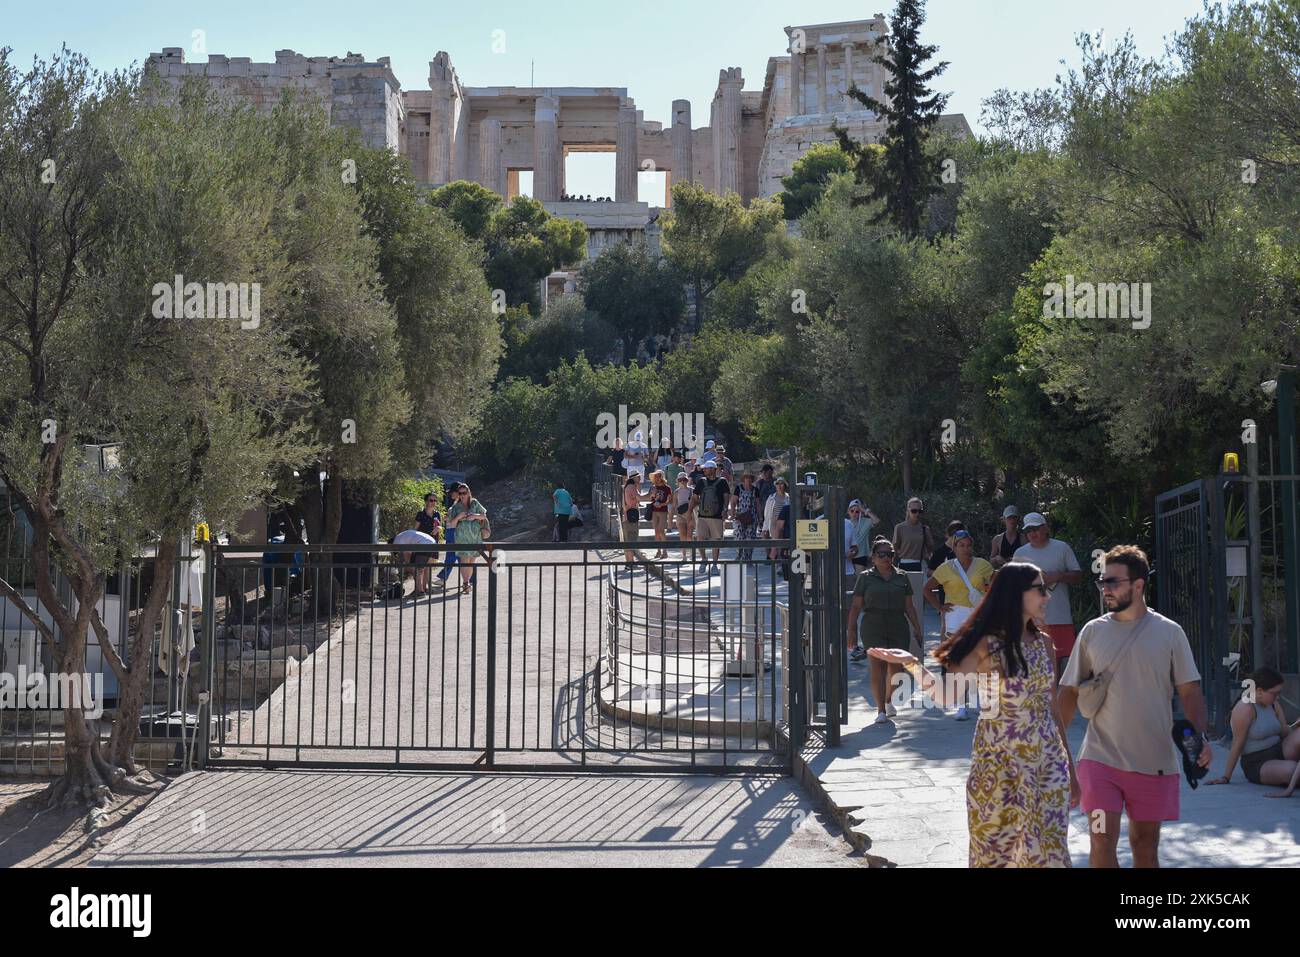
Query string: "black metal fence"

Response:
xmin=199 ymin=539 xmax=803 ymax=773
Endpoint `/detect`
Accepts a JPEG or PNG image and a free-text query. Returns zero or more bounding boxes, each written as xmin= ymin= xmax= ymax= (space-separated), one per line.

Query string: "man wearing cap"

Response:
xmin=714 ymin=445 xmax=734 ymax=485
xmin=691 ymin=458 xmax=731 ymax=570
xmin=1014 ymin=512 xmax=1084 ymax=680
xmin=990 ymin=506 xmax=1026 ymax=569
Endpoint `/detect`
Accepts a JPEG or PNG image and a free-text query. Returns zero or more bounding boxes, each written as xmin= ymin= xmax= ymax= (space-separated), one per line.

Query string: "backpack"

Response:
xmin=699 ymin=479 xmax=726 ymax=518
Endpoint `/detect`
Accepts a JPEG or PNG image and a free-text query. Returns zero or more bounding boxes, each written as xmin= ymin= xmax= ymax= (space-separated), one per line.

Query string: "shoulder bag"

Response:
xmin=1076 ymin=613 xmax=1153 ymax=719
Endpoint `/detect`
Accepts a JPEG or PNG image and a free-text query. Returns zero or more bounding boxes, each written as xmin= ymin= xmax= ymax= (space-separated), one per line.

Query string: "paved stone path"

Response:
xmin=89 ymin=769 xmax=864 ymax=868
xmin=799 ymin=605 xmax=1300 ymax=867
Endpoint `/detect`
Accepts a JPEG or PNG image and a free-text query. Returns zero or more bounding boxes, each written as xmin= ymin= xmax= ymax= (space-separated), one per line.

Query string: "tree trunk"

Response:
xmin=901 ymin=434 xmax=915 ymax=499
xmin=46 ymin=608 xmax=122 ymax=809
xmin=693 ymin=279 xmax=705 ymax=332
xmin=108 ymin=538 xmax=180 ymax=772
xmin=324 ymin=469 xmax=343 ymax=546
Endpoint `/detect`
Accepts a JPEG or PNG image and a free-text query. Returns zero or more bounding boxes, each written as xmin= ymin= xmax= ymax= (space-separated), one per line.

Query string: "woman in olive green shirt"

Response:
xmin=845 ymin=537 xmax=924 ymax=724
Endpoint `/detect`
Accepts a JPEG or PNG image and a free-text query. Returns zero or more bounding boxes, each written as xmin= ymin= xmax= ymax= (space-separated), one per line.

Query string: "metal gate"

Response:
xmin=197 ymin=538 xmax=797 ymax=773
xmin=1155 ymin=440 xmax=1300 ymax=731
xmin=1154 ymin=479 xmax=1228 ymax=727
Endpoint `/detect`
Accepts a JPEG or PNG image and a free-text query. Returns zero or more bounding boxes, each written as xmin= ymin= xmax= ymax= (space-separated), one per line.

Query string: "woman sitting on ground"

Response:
xmin=1207 ymin=666 xmax=1300 ymax=796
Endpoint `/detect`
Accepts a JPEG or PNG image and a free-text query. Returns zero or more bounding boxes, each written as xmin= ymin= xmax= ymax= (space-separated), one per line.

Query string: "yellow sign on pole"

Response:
xmin=796 ymin=520 xmax=829 ymax=550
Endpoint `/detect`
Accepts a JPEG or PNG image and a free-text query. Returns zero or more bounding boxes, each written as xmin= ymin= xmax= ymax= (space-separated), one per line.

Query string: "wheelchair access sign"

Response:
xmin=796 ymin=520 xmax=829 ymax=550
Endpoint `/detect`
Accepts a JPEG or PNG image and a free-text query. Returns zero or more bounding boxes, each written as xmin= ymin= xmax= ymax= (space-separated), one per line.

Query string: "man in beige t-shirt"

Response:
xmin=1058 ymin=546 xmax=1212 ymax=869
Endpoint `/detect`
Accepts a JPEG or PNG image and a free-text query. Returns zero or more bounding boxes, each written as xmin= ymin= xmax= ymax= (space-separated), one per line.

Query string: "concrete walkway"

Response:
xmin=796 ymin=606 xmax=1300 ymax=867
xmin=89 ymin=769 xmax=864 ymax=868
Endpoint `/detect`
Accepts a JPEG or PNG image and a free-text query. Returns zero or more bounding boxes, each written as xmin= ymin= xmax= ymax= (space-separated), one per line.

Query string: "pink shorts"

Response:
xmin=1045 ymin=624 xmax=1076 ymax=658
xmin=1077 ymin=759 xmax=1180 ymax=821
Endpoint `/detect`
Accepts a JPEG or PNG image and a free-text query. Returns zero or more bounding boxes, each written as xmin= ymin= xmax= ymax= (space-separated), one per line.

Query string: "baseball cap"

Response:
xmin=705 ymin=439 xmax=716 ymax=450
xmin=702 ymin=458 xmax=718 ymax=469
xmin=1002 ymin=506 xmax=1021 ymax=519
xmin=848 ymin=499 xmax=863 ymax=509
xmin=676 ymin=473 xmax=689 ymax=482
xmin=1022 ymin=512 xmax=1047 ymax=529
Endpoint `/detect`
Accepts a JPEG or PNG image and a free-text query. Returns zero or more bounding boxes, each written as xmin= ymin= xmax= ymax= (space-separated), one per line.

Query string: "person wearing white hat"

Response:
xmin=990 ymin=505 xmax=1026 ymax=569
xmin=1014 ymin=512 xmax=1083 ymax=681
xmin=623 ymin=429 xmax=649 ymax=484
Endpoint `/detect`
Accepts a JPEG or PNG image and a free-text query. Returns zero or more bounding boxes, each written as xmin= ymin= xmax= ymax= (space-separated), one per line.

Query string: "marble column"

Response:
xmin=615 ymin=100 xmax=638 ymax=202
xmin=671 ymin=99 xmax=693 ymax=189
xmin=816 ymin=44 xmax=827 ymax=114
xmin=716 ymin=68 xmax=743 ymax=195
xmin=430 ymin=90 xmax=453 ymax=184
xmin=479 ymin=117 xmax=502 ymax=195
xmin=533 ymin=95 xmax=560 ymax=202
xmin=842 ymin=42 xmax=856 ymax=110
xmin=789 ymin=49 xmax=804 ymax=115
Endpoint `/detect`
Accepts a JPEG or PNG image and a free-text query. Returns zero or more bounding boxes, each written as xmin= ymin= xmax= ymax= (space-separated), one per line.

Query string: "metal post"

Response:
xmin=196 ymin=541 xmax=215 ymax=769
xmin=1278 ymin=370 xmax=1299 ymax=672
xmin=788 ymin=555 xmax=805 ymax=763
xmin=826 ymin=487 xmax=843 ymax=745
xmin=1246 ymin=440 xmax=1266 ymax=676
xmin=486 ymin=553 xmax=497 ymax=767
xmin=1206 ymin=478 xmax=1230 ymax=732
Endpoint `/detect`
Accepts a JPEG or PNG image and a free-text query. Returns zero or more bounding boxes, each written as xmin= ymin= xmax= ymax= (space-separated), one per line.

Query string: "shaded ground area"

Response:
xmin=90 ymin=768 xmax=862 ymax=868
xmin=0 ymin=775 xmax=163 ymax=867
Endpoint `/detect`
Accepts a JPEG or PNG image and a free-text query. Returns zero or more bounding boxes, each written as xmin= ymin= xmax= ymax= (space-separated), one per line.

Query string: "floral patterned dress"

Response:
xmin=966 ymin=633 xmax=1070 ymax=868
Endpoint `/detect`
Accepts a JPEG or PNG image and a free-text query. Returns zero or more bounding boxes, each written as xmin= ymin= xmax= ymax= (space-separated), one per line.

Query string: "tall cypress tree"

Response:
xmin=833 ymin=0 xmax=950 ymax=237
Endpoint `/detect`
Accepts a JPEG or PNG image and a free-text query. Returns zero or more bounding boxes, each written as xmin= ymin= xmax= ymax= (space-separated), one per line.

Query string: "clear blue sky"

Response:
xmin=5 ymin=0 xmax=1208 ymax=199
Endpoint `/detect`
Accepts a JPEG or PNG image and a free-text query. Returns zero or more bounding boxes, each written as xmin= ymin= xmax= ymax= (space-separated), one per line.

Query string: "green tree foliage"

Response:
xmin=835 ymin=0 xmax=951 ymax=237
xmin=430 ymin=183 xmax=588 ymax=316
xmin=579 ymin=242 xmax=685 ymax=363
xmin=778 ymin=142 xmax=853 ymax=219
xmin=0 ymin=53 xmax=321 ymax=799
xmin=426 ymin=179 xmax=501 ymax=239
xmin=469 ymin=356 xmax=663 ymax=493
xmin=661 ymin=182 xmax=786 ymax=331
xmin=498 ymin=295 xmax=618 ymax=382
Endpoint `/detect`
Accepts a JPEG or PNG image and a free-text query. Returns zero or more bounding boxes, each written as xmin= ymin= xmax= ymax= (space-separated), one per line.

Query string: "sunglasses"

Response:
xmin=1027 ymin=582 xmax=1049 ymax=596
xmin=1096 ymin=576 xmax=1134 ymax=590
xmin=909 ymin=508 xmax=923 ymax=514
xmin=874 ymin=550 xmax=896 ymax=559
xmin=952 ymin=531 xmax=972 ymax=540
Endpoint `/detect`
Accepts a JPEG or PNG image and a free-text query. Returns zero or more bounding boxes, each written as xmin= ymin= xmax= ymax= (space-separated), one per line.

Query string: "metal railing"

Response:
xmin=199 ymin=538 xmax=798 ymax=773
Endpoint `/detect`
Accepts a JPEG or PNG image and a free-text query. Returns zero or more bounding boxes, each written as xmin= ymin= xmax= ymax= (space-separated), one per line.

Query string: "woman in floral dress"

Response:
xmin=731 ymin=472 xmax=761 ymax=561
xmin=868 ymin=561 xmax=1078 ymax=867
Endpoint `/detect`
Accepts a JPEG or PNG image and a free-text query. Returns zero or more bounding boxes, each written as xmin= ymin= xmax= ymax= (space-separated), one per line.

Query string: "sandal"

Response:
xmin=460 ymin=582 xmax=472 ymax=594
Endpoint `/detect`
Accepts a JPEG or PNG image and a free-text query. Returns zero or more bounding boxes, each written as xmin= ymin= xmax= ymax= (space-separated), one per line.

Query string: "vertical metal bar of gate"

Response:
xmin=486 ymin=554 xmax=496 ymax=766
xmin=197 ymin=541 xmax=215 ymax=768
xmin=1206 ymin=478 xmax=1231 ymax=730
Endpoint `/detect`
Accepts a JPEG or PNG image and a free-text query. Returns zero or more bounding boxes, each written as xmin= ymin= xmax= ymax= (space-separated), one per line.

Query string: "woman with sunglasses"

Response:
xmin=846 ymin=499 xmax=881 ymax=570
xmin=923 ymin=529 xmax=994 ymax=720
xmin=446 ymin=483 xmax=490 ymax=595
xmin=891 ymin=497 xmax=935 ymax=573
xmin=846 ymin=538 xmax=924 ymax=724
xmin=869 ymin=562 xmax=1076 ymax=867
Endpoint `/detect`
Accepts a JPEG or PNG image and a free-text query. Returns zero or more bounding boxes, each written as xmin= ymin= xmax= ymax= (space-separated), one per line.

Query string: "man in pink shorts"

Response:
xmin=1058 ymin=545 xmax=1213 ymax=867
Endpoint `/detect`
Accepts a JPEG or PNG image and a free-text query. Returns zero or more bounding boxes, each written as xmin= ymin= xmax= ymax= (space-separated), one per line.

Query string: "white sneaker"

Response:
xmin=954 ymin=706 xmax=971 ymax=721
xmin=874 ymin=711 xmax=891 ymax=725
xmin=885 ymin=703 xmax=897 ymax=717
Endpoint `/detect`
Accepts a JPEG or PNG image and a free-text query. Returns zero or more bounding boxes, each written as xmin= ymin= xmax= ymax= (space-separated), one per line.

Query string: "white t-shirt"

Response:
xmin=1060 ymin=610 xmax=1202 ymax=775
xmin=1013 ymin=537 xmax=1081 ymax=625
xmin=392 ymin=530 xmax=437 ymax=547
xmin=623 ymin=439 xmax=649 ymax=473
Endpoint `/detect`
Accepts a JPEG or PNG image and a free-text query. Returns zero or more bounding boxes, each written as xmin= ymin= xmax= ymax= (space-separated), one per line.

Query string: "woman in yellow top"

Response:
xmin=923 ymin=530 xmax=994 ymax=720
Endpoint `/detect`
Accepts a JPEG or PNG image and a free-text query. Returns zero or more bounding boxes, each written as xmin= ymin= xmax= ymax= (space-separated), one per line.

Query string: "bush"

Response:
xmin=378 ymin=475 xmax=445 ymax=542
